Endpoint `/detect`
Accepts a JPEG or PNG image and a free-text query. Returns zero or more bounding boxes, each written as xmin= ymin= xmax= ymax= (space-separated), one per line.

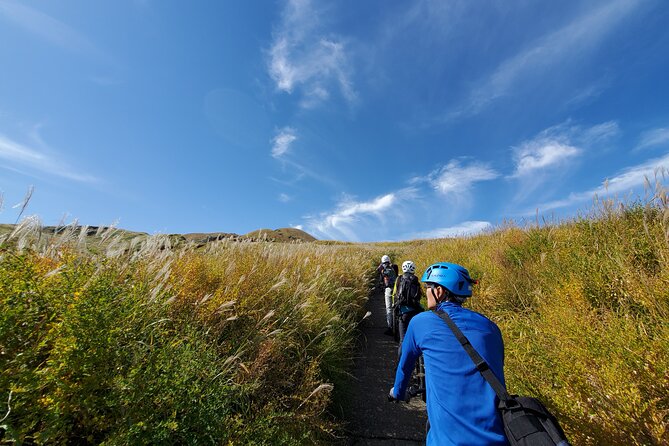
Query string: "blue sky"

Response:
xmin=1 ymin=0 xmax=668 ymax=241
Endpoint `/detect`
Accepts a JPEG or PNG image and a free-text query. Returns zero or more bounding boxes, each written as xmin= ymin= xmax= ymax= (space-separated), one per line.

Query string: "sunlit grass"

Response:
xmin=1 ymin=181 xmax=668 ymax=445
xmin=390 ymin=185 xmax=669 ymax=445
xmin=0 ymin=225 xmax=379 ymax=444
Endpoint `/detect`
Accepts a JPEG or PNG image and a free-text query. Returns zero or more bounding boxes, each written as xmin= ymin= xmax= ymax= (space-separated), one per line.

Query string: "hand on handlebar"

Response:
xmin=388 ymin=387 xmax=398 ymax=402
xmin=388 ymin=386 xmax=417 ymax=403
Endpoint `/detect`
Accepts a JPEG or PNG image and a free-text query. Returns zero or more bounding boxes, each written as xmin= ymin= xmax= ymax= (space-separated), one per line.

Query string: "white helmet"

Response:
xmin=381 ymin=255 xmax=391 ymax=264
xmin=402 ymin=260 xmax=416 ymax=274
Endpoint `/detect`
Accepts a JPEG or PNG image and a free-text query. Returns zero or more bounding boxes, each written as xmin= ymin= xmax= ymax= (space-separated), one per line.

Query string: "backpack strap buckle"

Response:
xmin=475 ymin=359 xmax=489 ymax=372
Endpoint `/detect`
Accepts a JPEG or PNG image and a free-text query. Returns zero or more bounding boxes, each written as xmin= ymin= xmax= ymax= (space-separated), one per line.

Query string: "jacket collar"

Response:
xmin=436 ymin=301 xmax=462 ymax=311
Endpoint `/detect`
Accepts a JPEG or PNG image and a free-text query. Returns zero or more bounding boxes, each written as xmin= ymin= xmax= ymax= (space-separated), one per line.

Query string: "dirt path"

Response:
xmin=340 ymin=289 xmax=427 ymax=445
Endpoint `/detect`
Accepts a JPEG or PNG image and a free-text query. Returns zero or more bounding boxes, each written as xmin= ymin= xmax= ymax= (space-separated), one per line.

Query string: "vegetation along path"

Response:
xmin=342 ymin=288 xmax=427 ymax=445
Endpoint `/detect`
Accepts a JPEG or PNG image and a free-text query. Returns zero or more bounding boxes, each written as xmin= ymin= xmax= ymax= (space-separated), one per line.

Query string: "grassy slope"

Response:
xmin=243 ymin=228 xmax=317 ymax=242
xmin=0 ymin=233 xmax=374 ymax=444
xmin=1 ymin=197 xmax=668 ymax=445
xmin=386 ymin=202 xmax=669 ymax=445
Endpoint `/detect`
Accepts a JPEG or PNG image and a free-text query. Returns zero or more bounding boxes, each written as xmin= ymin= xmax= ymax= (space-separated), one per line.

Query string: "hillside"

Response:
xmin=0 ymin=223 xmax=317 ymax=248
xmin=242 ymin=227 xmax=317 ymax=242
xmin=1 ymin=199 xmax=668 ymax=445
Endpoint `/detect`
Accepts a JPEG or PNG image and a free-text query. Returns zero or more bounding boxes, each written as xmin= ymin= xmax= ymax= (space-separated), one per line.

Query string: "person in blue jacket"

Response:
xmin=389 ymin=262 xmax=508 ymax=446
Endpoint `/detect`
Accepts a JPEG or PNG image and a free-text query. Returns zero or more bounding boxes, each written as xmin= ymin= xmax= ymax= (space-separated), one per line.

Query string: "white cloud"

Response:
xmin=320 ymin=193 xmax=395 ymax=229
xmin=530 ymin=152 xmax=669 ymax=214
xmin=636 ymin=127 xmax=669 ymax=151
xmin=271 ymin=127 xmax=297 ymax=158
xmin=268 ymin=0 xmax=356 ymax=107
xmin=429 ymin=160 xmax=499 ymax=195
xmin=581 ymin=121 xmax=620 ymax=144
xmin=450 ymin=0 xmax=641 ymax=119
xmin=406 ymin=221 xmax=493 ymax=240
xmin=513 ymin=141 xmax=580 ymax=177
xmin=511 ymin=121 xmax=618 ymax=178
xmin=306 ymin=187 xmax=417 ymax=241
xmin=292 ymin=224 xmax=303 ymax=230
xmin=278 ymin=193 xmax=291 ymax=203
xmin=0 ymin=133 xmax=97 ymax=183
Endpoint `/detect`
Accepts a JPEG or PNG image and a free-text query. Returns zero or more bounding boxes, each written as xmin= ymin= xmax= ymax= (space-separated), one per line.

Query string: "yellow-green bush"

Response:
xmin=0 ymin=231 xmax=376 ymax=445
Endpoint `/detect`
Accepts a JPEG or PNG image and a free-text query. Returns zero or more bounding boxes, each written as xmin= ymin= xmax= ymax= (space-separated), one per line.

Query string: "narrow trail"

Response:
xmin=341 ymin=289 xmax=427 ymax=445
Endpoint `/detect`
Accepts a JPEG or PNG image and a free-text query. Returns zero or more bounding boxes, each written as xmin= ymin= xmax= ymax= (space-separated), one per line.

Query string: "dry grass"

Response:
xmin=0 ymin=222 xmax=380 ymax=444
xmin=1 ymin=183 xmax=667 ymax=444
xmin=388 ymin=187 xmax=669 ymax=445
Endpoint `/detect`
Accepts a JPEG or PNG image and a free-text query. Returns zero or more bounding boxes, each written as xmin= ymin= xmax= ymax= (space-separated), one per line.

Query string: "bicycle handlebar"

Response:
xmin=407 ymin=385 xmax=425 ymax=398
xmin=388 ymin=385 xmax=424 ymax=403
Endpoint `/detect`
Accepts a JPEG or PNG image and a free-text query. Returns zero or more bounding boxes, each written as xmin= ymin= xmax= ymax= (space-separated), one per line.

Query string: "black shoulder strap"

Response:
xmin=409 ymin=275 xmax=420 ymax=301
xmin=435 ymin=310 xmax=511 ymax=402
xmin=394 ymin=276 xmax=402 ymax=299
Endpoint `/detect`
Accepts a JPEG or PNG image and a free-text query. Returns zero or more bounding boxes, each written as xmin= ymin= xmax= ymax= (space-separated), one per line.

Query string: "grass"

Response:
xmin=0 ymin=226 xmax=377 ymax=444
xmin=1 ymin=186 xmax=668 ymax=445
xmin=389 ymin=192 xmax=669 ymax=445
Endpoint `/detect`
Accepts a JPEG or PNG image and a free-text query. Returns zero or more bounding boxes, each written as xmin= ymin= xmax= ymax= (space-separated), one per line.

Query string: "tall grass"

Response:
xmin=391 ymin=189 xmax=669 ymax=445
xmin=1 ymin=183 xmax=668 ymax=445
xmin=0 ymin=226 xmax=377 ymax=444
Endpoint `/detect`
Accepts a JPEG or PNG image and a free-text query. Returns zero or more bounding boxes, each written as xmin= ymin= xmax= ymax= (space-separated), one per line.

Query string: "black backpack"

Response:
xmin=436 ymin=310 xmax=571 ymax=446
xmin=396 ymin=273 xmax=421 ymax=309
xmin=381 ymin=263 xmax=397 ymax=286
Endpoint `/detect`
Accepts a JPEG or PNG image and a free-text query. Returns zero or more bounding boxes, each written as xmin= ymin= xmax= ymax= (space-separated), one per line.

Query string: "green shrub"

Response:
xmin=0 ymin=235 xmax=373 ymax=444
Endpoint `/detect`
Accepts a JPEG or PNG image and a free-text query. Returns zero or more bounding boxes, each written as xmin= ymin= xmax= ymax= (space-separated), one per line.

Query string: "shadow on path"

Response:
xmin=339 ymin=289 xmax=427 ymax=445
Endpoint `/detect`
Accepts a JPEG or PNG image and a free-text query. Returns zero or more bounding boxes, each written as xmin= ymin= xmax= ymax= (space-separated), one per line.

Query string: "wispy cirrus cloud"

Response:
xmin=310 ymin=193 xmax=395 ymax=240
xmin=271 ymin=127 xmax=297 ymax=158
xmin=528 ymin=152 xmax=669 ymax=215
xmin=564 ymin=77 xmax=612 ymax=109
xmin=405 ymin=221 xmax=492 ymax=240
xmin=635 ymin=127 xmax=669 ymax=151
xmin=0 ymin=0 xmax=111 ymax=64
xmin=268 ymin=0 xmax=356 ymax=108
xmin=306 ymin=157 xmax=500 ymax=241
xmin=306 ymin=187 xmax=417 ymax=241
xmin=271 ymin=157 xmax=339 ymax=189
xmin=278 ymin=193 xmax=292 ymax=203
xmin=0 ymin=133 xmax=97 ymax=183
xmin=428 ymin=159 xmax=499 ymax=195
xmin=512 ymin=141 xmax=580 ymax=178
xmin=511 ymin=120 xmax=619 ymax=178
xmin=449 ymin=0 xmax=641 ymax=119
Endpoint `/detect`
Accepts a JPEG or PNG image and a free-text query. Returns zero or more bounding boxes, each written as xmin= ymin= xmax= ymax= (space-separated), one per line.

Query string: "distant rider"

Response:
xmin=389 ymin=262 xmax=508 ymax=445
xmin=392 ymin=260 xmax=423 ymax=356
xmin=376 ymin=255 xmax=397 ymax=336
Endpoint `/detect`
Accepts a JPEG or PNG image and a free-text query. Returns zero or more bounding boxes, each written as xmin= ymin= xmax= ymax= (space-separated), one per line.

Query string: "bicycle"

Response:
xmin=391 ymin=305 xmax=400 ymax=342
xmin=388 ymin=354 xmax=426 ymax=403
xmin=411 ymin=354 xmax=426 ymax=403
xmin=388 ymin=355 xmax=428 ymax=436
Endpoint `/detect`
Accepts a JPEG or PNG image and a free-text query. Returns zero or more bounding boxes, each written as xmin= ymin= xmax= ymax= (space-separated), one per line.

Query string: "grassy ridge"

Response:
xmin=393 ymin=198 xmax=669 ymax=445
xmin=0 ymin=228 xmax=376 ymax=444
xmin=1 ymin=192 xmax=668 ymax=445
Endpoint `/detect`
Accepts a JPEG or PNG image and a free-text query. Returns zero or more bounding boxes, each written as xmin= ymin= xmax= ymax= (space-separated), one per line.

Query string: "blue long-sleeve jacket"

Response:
xmin=393 ymin=301 xmax=509 ymax=446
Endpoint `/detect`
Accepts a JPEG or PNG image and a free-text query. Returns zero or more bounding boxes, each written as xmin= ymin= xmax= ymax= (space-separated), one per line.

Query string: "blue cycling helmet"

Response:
xmin=421 ymin=262 xmax=475 ymax=297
